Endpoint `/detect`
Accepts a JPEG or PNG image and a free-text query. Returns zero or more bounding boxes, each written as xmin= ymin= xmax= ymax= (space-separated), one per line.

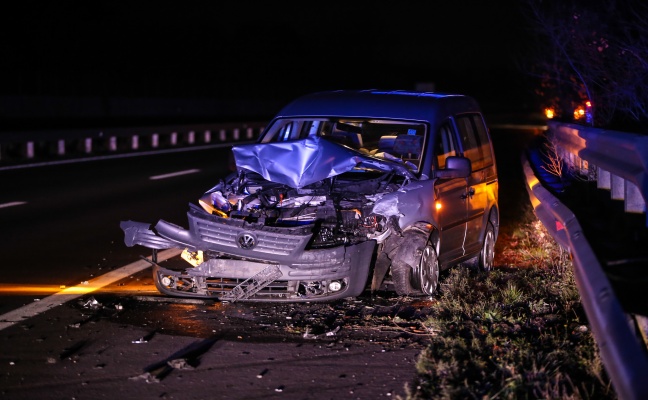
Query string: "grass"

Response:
xmin=405 ymin=215 xmax=614 ymax=400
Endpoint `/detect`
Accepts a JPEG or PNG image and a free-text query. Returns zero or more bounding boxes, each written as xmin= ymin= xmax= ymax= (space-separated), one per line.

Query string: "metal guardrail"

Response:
xmin=523 ymin=155 xmax=648 ymax=400
xmin=0 ymin=121 xmax=267 ymax=169
xmin=548 ymin=121 xmax=648 ymax=225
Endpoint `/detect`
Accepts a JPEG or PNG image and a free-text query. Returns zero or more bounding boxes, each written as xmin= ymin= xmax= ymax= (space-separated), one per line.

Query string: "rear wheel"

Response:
xmin=478 ymin=222 xmax=495 ymax=271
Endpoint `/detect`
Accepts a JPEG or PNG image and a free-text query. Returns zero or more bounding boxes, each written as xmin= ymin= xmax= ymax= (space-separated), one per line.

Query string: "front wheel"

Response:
xmin=392 ymin=232 xmax=439 ymax=296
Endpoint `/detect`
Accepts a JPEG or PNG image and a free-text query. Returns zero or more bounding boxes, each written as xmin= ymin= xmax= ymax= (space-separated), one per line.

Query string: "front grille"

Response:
xmin=205 ymin=277 xmax=290 ymax=296
xmin=195 ymin=221 xmax=307 ymax=256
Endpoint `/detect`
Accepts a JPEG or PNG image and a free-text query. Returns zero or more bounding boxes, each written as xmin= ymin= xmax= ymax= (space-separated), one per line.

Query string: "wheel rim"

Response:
xmin=417 ymin=245 xmax=439 ymax=295
xmin=481 ymin=229 xmax=495 ymax=271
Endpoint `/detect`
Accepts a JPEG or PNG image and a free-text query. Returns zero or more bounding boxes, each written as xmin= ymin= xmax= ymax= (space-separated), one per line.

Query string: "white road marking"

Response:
xmin=0 ymin=248 xmax=182 ymax=331
xmin=149 ymin=169 xmax=201 ymax=180
xmin=0 ymin=201 xmax=27 ymax=209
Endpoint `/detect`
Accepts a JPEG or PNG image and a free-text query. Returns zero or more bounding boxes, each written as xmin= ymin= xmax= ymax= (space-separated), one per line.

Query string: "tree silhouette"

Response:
xmin=524 ymin=0 xmax=648 ymax=131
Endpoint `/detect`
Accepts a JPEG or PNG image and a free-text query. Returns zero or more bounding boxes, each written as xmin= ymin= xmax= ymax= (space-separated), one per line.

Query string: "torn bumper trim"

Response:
xmin=120 ymin=221 xmax=181 ymax=250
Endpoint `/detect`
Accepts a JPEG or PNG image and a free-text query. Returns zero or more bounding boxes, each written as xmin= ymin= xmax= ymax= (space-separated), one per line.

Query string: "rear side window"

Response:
xmin=455 ymin=114 xmax=493 ymax=171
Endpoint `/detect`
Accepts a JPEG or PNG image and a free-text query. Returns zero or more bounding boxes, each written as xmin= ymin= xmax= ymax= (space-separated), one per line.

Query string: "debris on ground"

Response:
xmin=81 ymin=297 xmax=101 ymax=309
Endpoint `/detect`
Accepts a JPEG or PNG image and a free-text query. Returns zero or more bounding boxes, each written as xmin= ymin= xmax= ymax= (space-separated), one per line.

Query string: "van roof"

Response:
xmin=275 ymin=90 xmax=482 ymax=124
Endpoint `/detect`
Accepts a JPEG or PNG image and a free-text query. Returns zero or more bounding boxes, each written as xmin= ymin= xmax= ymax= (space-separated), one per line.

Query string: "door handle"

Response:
xmin=461 ymin=187 xmax=475 ymax=200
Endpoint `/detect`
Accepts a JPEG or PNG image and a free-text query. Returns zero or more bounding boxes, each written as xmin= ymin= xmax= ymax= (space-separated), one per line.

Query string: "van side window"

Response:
xmin=434 ymin=123 xmax=457 ymax=170
xmin=455 ymin=114 xmax=493 ymax=171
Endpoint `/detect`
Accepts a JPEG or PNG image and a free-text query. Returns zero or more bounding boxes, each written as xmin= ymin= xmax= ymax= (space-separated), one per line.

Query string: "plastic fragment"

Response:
xmin=82 ymin=297 xmax=101 ymax=309
xmin=326 ymin=326 xmax=341 ymax=336
xmin=167 ymin=358 xmax=194 ymax=370
xmin=302 ymin=328 xmax=318 ymax=339
xmin=129 ymin=372 xmax=159 ymax=383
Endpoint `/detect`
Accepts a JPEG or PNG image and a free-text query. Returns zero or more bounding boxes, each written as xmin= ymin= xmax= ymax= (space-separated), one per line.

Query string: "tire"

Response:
xmin=413 ymin=244 xmax=440 ymax=295
xmin=477 ymin=222 xmax=496 ymax=272
xmin=392 ymin=232 xmax=439 ymax=296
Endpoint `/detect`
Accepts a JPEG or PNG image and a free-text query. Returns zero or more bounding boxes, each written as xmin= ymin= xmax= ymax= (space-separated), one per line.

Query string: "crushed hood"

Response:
xmin=232 ymin=136 xmax=415 ymax=188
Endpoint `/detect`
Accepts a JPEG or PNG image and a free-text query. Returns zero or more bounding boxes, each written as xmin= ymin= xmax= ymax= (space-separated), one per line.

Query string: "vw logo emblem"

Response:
xmin=237 ymin=233 xmax=256 ymax=250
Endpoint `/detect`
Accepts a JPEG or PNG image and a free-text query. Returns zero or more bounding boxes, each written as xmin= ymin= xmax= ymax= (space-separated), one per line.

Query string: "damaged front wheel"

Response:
xmin=391 ymin=232 xmax=439 ymax=296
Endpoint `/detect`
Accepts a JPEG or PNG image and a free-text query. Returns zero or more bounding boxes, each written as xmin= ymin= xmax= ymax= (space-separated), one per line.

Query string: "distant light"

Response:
xmin=544 ymin=108 xmax=555 ymax=119
xmin=585 ymin=101 xmax=591 ymax=107
xmin=574 ymin=107 xmax=585 ymax=120
xmin=435 ymin=201 xmax=442 ymax=211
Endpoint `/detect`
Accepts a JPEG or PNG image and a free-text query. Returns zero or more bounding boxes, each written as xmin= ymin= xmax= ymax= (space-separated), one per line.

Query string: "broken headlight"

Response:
xmin=199 ymin=191 xmax=231 ymax=217
xmin=309 ymin=224 xmax=345 ymax=248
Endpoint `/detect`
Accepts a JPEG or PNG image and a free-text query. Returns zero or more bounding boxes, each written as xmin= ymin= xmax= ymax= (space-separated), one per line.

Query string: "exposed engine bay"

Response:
xmin=197 ymin=168 xmax=407 ymax=249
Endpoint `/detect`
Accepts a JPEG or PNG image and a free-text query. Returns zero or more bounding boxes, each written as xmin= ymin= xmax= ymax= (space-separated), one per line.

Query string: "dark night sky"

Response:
xmin=0 ymin=1 xmax=536 ymax=120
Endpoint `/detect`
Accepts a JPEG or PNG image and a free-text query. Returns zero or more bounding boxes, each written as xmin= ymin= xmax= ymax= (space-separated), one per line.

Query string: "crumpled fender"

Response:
xmin=372 ymin=180 xmax=438 ymax=230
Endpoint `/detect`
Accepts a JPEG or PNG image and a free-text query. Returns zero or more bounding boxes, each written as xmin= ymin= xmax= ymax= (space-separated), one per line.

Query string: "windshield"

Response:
xmin=259 ymin=118 xmax=428 ymax=172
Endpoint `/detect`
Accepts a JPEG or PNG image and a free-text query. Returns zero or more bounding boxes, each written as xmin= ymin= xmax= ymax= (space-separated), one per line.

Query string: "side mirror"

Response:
xmin=434 ymin=156 xmax=471 ymax=179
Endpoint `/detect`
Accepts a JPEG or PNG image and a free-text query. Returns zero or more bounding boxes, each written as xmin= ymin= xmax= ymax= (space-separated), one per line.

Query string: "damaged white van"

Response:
xmin=121 ymin=90 xmax=499 ymax=302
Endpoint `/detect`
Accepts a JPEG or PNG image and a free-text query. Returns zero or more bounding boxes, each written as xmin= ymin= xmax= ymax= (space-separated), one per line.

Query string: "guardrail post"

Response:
xmin=187 ymin=131 xmax=195 ymax=144
xmin=611 ymin=174 xmax=625 ymax=200
xmin=626 ymin=182 xmax=646 ymax=213
xmin=597 ymin=168 xmax=611 ymax=190
xmin=204 ymin=130 xmax=211 ymax=143
xmin=26 ymin=141 xmax=34 ymax=159
xmin=246 ymin=127 xmax=253 ymax=140
xmin=170 ymin=132 xmax=178 ymax=146
xmin=84 ymin=138 xmax=92 ymax=154
xmin=219 ymin=129 xmax=226 ymax=141
xmin=57 ymin=139 xmax=65 ymax=156
xmin=109 ymin=136 xmax=117 ymax=151
xmin=233 ymin=128 xmax=240 ymax=141
xmin=151 ymin=133 xmax=159 ymax=148
xmin=131 ymin=135 xmax=139 ymax=150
